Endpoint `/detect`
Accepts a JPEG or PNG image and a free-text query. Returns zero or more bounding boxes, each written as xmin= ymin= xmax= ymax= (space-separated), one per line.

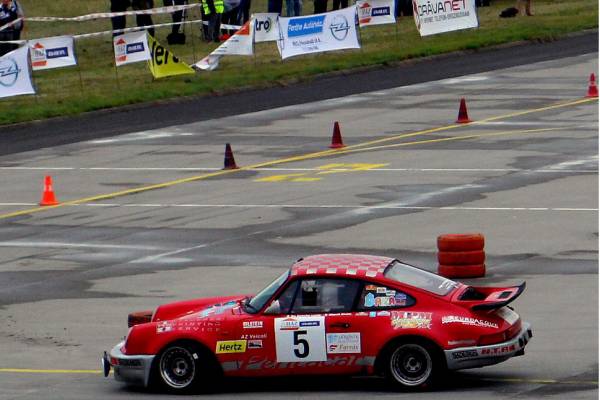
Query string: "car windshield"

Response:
xmin=246 ymin=270 xmax=290 ymax=313
xmin=384 ymin=261 xmax=458 ymax=296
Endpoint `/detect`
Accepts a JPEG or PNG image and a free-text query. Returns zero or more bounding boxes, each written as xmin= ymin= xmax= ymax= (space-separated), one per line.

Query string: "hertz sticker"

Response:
xmin=216 ymin=340 xmax=247 ymax=354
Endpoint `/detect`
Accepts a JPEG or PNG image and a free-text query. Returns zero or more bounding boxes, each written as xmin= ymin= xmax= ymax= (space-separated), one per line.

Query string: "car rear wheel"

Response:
xmin=386 ymin=342 xmax=437 ymax=389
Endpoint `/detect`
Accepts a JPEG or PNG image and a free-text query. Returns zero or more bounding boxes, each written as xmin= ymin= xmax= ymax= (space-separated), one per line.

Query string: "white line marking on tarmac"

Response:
xmin=130 ymin=243 xmax=209 ymax=264
xmin=0 ymin=167 xmax=596 ymax=173
xmin=0 ymin=241 xmax=158 ymax=250
xmin=0 ymin=203 xmax=595 ymax=211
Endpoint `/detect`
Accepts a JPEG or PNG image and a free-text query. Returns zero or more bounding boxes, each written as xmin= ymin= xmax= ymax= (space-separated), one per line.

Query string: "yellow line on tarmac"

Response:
xmin=333 ymin=127 xmax=563 ymax=155
xmin=0 ymin=97 xmax=595 ymax=221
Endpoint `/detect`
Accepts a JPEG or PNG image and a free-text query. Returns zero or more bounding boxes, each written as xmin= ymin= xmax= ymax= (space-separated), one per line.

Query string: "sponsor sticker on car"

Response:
xmin=216 ymin=340 xmax=247 ymax=354
xmin=391 ymin=311 xmax=432 ymax=329
xmin=243 ymin=321 xmax=264 ymax=329
xmin=326 ymin=333 xmax=361 ymax=354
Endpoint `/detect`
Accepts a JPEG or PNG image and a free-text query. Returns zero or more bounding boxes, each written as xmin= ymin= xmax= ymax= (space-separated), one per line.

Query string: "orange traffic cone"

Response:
xmin=456 ymin=98 xmax=472 ymax=124
xmin=39 ymin=176 xmax=59 ymax=206
xmin=587 ymin=73 xmax=598 ymax=98
xmin=223 ymin=143 xmax=239 ymax=170
xmin=329 ymin=121 xmax=345 ymax=149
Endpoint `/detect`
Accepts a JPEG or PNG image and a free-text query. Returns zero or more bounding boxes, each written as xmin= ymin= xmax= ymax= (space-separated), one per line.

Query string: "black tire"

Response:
xmin=153 ymin=341 xmax=219 ymax=393
xmin=384 ymin=341 xmax=440 ymax=390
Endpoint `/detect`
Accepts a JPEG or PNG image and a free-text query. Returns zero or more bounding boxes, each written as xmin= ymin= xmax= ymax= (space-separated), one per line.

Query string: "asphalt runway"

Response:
xmin=0 ymin=50 xmax=598 ymax=399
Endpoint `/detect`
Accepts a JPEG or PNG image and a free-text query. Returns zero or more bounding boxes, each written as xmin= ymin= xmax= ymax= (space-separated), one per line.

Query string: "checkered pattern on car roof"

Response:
xmin=291 ymin=254 xmax=395 ymax=279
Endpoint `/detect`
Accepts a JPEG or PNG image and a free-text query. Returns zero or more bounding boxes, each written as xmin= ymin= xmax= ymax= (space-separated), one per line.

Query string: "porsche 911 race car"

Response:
xmin=102 ymin=254 xmax=532 ymax=392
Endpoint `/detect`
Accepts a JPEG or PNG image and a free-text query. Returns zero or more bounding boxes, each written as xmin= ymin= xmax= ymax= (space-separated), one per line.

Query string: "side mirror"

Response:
xmin=263 ymin=300 xmax=281 ymax=315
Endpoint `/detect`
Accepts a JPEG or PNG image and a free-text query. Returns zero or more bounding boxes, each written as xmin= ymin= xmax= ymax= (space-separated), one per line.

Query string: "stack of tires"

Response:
xmin=437 ymin=233 xmax=486 ymax=278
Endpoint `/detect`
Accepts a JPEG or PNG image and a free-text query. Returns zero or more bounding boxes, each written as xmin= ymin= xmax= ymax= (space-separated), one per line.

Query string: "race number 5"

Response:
xmin=293 ymin=330 xmax=309 ymax=358
xmin=275 ymin=316 xmax=326 ymax=362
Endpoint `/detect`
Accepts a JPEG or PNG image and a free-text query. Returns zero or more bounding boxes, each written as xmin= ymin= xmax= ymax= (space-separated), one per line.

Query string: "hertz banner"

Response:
xmin=277 ymin=6 xmax=360 ymax=60
xmin=147 ymin=35 xmax=194 ymax=78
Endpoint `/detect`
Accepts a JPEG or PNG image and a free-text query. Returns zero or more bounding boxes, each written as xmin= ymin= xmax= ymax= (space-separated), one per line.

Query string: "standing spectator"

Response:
xmin=132 ymin=0 xmax=155 ymax=37
xmin=331 ymin=0 xmax=345 ymax=11
xmin=516 ymin=0 xmax=533 ymax=16
xmin=164 ymin=0 xmax=186 ymax=44
xmin=202 ymin=0 xmax=224 ymax=42
xmin=286 ymin=0 xmax=301 ymax=16
xmin=110 ymin=0 xmax=130 ymax=36
xmin=0 ymin=0 xmax=23 ymax=56
xmin=268 ymin=0 xmax=283 ymax=15
xmin=110 ymin=0 xmax=155 ymax=37
xmin=221 ymin=0 xmax=239 ymax=38
xmin=313 ymin=0 xmax=326 ymax=14
xmin=237 ymin=0 xmax=251 ymax=24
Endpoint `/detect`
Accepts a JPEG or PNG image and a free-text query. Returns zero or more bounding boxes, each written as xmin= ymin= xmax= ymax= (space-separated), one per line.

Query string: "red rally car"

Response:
xmin=102 ymin=254 xmax=532 ymax=392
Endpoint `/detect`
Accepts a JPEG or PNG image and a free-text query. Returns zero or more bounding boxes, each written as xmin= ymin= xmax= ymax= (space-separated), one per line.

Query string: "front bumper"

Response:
xmin=445 ymin=322 xmax=533 ymax=370
xmin=102 ymin=342 xmax=155 ymax=387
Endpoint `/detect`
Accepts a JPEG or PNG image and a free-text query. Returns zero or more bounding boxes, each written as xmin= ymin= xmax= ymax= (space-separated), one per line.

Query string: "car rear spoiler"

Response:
xmin=458 ymin=282 xmax=526 ymax=311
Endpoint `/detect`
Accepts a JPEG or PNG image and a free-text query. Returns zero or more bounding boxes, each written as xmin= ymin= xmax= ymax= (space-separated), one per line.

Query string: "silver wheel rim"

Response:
xmin=159 ymin=346 xmax=196 ymax=389
xmin=390 ymin=344 xmax=432 ymax=386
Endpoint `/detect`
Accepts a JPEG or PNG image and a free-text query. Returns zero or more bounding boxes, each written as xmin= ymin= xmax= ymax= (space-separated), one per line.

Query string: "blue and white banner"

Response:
xmin=277 ymin=6 xmax=360 ymax=60
xmin=0 ymin=45 xmax=36 ymax=99
xmin=412 ymin=0 xmax=478 ymax=36
xmin=113 ymin=31 xmax=151 ymax=67
xmin=28 ymin=36 xmax=77 ymax=71
xmin=356 ymin=0 xmax=395 ymax=27
xmin=253 ymin=13 xmax=280 ymax=42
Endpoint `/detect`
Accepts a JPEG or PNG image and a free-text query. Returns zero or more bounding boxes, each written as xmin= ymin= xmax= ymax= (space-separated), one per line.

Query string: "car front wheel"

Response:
xmin=386 ymin=342 xmax=437 ymax=389
xmin=155 ymin=343 xmax=206 ymax=392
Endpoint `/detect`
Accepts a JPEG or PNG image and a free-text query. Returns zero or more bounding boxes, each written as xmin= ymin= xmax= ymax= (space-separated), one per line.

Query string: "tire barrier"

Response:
xmin=437 ymin=233 xmax=485 ymax=278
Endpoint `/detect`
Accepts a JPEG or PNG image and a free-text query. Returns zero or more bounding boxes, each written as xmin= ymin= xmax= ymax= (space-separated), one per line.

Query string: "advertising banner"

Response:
xmin=253 ymin=13 xmax=279 ymax=42
xmin=356 ymin=0 xmax=396 ymax=27
xmin=0 ymin=46 xmax=36 ymax=99
xmin=147 ymin=35 xmax=194 ymax=78
xmin=412 ymin=0 xmax=478 ymax=36
xmin=194 ymin=21 xmax=254 ymax=71
xmin=28 ymin=36 xmax=77 ymax=71
xmin=113 ymin=31 xmax=151 ymax=66
xmin=277 ymin=6 xmax=360 ymax=60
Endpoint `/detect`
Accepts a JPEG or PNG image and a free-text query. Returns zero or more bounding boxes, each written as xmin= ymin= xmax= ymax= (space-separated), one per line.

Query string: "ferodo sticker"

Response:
xmin=326 ymin=333 xmax=361 ymax=354
xmin=275 ymin=316 xmax=326 ymax=362
xmin=216 ymin=340 xmax=247 ymax=354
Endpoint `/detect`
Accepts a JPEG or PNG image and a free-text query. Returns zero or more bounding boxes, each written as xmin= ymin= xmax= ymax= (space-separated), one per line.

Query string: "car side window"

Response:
xmin=289 ymin=279 xmax=360 ymax=314
xmin=358 ymin=284 xmax=415 ymax=310
xmin=264 ymin=280 xmax=299 ymax=315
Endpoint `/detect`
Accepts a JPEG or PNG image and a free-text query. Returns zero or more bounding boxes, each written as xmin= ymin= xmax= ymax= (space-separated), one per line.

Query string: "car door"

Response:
xmin=273 ymin=277 xmax=365 ymax=375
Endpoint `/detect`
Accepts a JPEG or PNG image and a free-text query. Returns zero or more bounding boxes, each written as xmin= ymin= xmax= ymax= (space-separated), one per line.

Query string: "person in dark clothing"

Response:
xmin=0 ymin=0 xmax=22 ymax=56
xmin=110 ymin=0 xmax=155 ymax=37
xmin=202 ymin=0 xmax=224 ymax=42
xmin=132 ymin=0 xmax=155 ymax=37
xmin=267 ymin=0 xmax=283 ymax=15
xmin=331 ymin=0 xmax=346 ymax=10
xmin=164 ymin=0 xmax=186 ymax=44
xmin=313 ymin=0 xmax=327 ymax=14
xmin=237 ymin=0 xmax=251 ymax=24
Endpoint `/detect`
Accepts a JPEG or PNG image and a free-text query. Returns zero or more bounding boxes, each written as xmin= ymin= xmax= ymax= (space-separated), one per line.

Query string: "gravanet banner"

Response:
xmin=0 ymin=45 xmax=36 ymax=99
xmin=412 ymin=0 xmax=478 ymax=36
xmin=28 ymin=36 xmax=77 ymax=71
xmin=277 ymin=6 xmax=360 ymax=60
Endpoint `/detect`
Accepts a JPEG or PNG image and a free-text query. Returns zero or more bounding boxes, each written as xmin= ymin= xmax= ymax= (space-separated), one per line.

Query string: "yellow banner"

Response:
xmin=147 ymin=35 xmax=194 ymax=79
